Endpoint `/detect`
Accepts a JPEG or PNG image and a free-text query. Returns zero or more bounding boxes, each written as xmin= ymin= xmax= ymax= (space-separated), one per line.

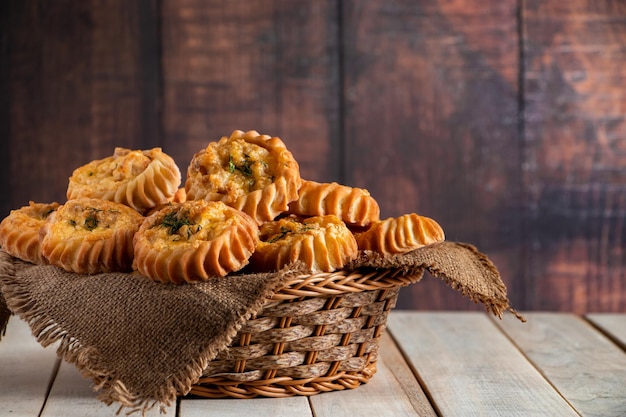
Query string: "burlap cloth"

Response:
xmin=0 ymin=241 xmax=522 ymax=414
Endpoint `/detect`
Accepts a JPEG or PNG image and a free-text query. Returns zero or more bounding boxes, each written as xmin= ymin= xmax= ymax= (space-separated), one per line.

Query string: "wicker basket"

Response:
xmin=189 ymin=267 xmax=421 ymax=399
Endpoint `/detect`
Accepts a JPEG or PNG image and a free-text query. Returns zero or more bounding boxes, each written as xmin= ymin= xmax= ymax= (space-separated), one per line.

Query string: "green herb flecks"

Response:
xmin=228 ymin=153 xmax=254 ymax=177
xmin=160 ymin=211 xmax=203 ymax=240
xmin=267 ymin=224 xmax=315 ymax=243
xmin=161 ymin=211 xmax=193 ymax=235
xmin=228 ymin=155 xmax=236 ymax=174
xmin=81 ymin=207 xmax=120 ymax=231
xmin=84 ymin=214 xmax=99 ymax=231
xmin=267 ymin=226 xmax=291 ymax=243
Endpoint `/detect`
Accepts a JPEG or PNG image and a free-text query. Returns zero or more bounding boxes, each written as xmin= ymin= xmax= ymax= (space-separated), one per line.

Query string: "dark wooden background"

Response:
xmin=2 ymin=1 xmax=625 ymax=313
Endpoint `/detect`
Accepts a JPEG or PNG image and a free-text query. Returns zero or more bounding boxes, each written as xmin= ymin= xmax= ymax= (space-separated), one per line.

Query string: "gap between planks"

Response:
xmin=585 ymin=313 xmax=626 ymax=351
xmin=0 ymin=317 xmax=60 ymax=417
xmin=493 ymin=312 xmax=626 ymax=417
xmin=388 ymin=311 xmax=580 ymax=417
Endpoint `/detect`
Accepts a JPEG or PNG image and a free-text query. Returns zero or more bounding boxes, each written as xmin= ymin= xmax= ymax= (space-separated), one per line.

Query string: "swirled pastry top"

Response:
xmin=39 ymin=198 xmax=144 ymax=274
xmin=185 ymin=130 xmax=301 ymax=225
xmin=67 ymin=147 xmax=182 ymax=213
xmin=133 ymin=200 xmax=259 ymax=284
xmin=354 ymin=213 xmax=445 ymax=254
xmin=288 ymin=180 xmax=380 ymax=227
xmin=251 ymin=214 xmax=358 ymax=273
xmin=0 ymin=201 xmax=60 ymax=264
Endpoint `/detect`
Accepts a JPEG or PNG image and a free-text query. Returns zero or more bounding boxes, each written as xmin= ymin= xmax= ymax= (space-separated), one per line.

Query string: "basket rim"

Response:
xmin=273 ymin=267 xmax=423 ymax=300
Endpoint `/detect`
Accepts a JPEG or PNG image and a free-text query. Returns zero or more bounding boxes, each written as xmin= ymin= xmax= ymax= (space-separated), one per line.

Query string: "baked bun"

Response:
xmin=185 ymin=130 xmax=301 ymax=225
xmin=354 ymin=213 xmax=445 ymax=254
xmin=145 ymin=187 xmax=187 ymax=217
xmin=288 ymin=180 xmax=380 ymax=227
xmin=133 ymin=200 xmax=259 ymax=284
xmin=40 ymin=198 xmax=144 ymax=274
xmin=251 ymin=215 xmax=358 ymax=273
xmin=0 ymin=201 xmax=60 ymax=264
xmin=67 ymin=147 xmax=181 ymax=214
xmin=172 ymin=187 xmax=187 ymax=204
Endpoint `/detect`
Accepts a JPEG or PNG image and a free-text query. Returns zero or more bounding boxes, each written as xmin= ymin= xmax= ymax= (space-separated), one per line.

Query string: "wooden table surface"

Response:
xmin=1 ymin=311 xmax=624 ymax=417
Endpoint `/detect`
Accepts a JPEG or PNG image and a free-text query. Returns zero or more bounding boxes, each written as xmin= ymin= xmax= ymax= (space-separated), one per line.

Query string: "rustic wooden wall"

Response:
xmin=1 ymin=0 xmax=625 ymax=313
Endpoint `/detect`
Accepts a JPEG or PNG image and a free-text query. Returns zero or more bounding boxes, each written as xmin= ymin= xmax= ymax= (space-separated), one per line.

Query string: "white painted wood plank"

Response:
xmin=496 ymin=312 xmax=626 ymax=417
xmin=587 ymin=313 xmax=626 ymax=348
xmin=387 ymin=311 xmax=579 ymax=417
xmin=378 ymin=332 xmax=438 ymax=416
xmin=0 ymin=317 xmax=59 ymax=416
xmin=41 ymin=361 xmax=175 ymax=417
xmin=180 ymin=396 xmax=312 ymax=417
xmin=309 ymin=336 xmax=423 ymax=417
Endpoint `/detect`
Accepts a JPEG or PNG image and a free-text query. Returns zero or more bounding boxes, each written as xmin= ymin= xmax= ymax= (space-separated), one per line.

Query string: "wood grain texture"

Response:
xmin=0 ymin=318 xmax=59 ymax=416
xmin=340 ymin=0 xmax=523 ymax=310
xmin=180 ymin=397 xmax=312 ymax=417
xmin=522 ymin=0 xmax=626 ymax=312
xmin=2 ymin=1 xmax=626 ymax=313
xmin=495 ymin=312 xmax=626 ymax=417
xmin=2 ymin=0 xmax=160 ymax=218
xmin=378 ymin=332 xmax=438 ymax=417
xmin=2 ymin=312 xmax=626 ymax=415
xmin=587 ymin=313 xmax=626 ymax=349
xmin=309 ymin=337 xmax=427 ymax=417
xmin=41 ymin=361 xmax=174 ymax=417
xmin=387 ymin=312 xmax=579 ymax=417
xmin=0 ymin=0 xmax=9 ymax=220
xmin=161 ymin=0 xmax=341 ymax=181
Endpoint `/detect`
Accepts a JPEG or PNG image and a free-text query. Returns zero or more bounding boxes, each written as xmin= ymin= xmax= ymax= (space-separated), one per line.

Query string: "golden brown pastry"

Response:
xmin=0 ymin=201 xmax=60 ymax=264
xmin=354 ymin=213 xmax=445 ymax=254
xmin=172 ymin=187 xmax=187 ymax=204
xmin=67 ymin=147 xmax=181 ymax=214
xmin=251 ymin=215 xmax=358 ymax=273
xmin=39 ymin=198 xmax=144 ymax=274
xmin=185 ymin=130 xmax=301 ymax=225
xmin=133 ymin=200 xmax=259 ymax=284
xmin=145 ymin=187 xmax=188 ymax=217
xmin=288 ymin=180 xmax=380 ymax=227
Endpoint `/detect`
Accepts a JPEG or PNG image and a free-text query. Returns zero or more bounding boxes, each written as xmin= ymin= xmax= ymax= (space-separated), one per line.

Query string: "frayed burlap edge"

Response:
xmin=0 ymin=250 xmax=304 ymax=415
xmin=424 ymin=242 xmax=525 ymax=321
xmin=0 ymin=294 xmax=9 ymax=340
xmin=0 ymin=254 xmax=13 ymax=340
xmin=348 ymin=242 xmax=525 ymax=322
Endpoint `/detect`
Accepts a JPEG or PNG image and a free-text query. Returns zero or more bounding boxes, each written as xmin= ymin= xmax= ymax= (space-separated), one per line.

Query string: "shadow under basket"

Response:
xmin=190 ymin=267 xmax=420 ymax=399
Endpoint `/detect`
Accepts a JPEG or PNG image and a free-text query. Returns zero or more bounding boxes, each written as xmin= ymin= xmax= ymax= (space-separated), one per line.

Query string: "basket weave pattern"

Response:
xmin=190 ymin=268 xmax=420 ymax=398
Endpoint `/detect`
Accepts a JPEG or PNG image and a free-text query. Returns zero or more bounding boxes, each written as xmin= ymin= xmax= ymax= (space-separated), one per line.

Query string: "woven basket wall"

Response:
xmin=190 ymin=267 xmax=420 ymax=399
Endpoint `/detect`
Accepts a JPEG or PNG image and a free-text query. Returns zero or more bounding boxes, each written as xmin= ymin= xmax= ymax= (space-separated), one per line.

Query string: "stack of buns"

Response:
xmin=0 ymin=130 xmax=445 ymax=284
